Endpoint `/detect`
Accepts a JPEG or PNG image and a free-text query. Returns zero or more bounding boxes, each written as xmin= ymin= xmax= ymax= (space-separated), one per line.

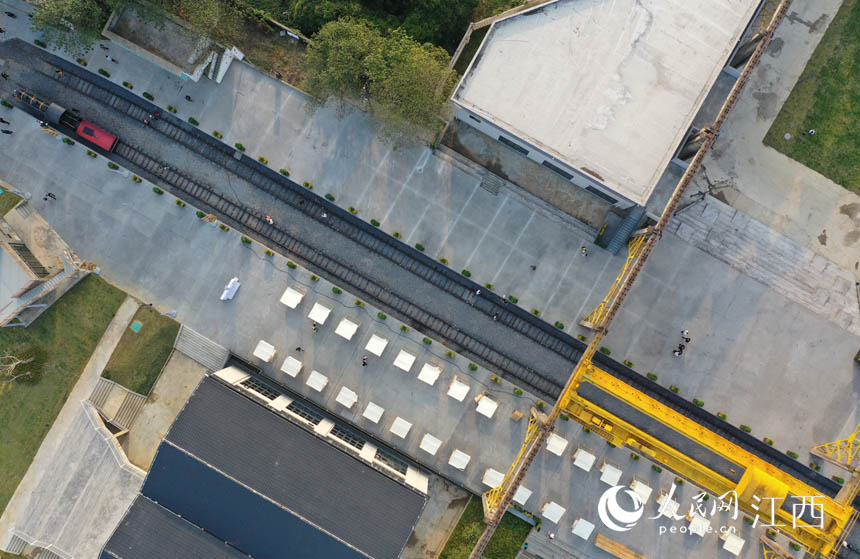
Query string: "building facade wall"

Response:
xmin=453 ymin=106 xmax=634 ymax=209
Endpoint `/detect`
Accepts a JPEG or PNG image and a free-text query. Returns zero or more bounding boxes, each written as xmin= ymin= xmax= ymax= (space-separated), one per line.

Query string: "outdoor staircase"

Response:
xmin=173 ymin=325 xmax=230 ymax=371
xmin=2 ymin=534 xmax=28 ymax=555
xmin=113 ymin=391 xmax=146 ymax=429
xmin=479 ymin=172 xmax=505 ymax=195
xmin=606 ymin=205 xmax=646 ymax=254
xmin=0 ymin=253 xmax=81 ymax=325
xmin=88 ymin=377 xmax=147 ymax=430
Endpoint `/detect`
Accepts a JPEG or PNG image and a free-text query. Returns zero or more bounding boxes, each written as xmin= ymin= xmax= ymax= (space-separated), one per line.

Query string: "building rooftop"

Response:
xmin=452 ymin=0 xmax=758 ymax=205
xmin=101 ymin=376 xmax=426 ymax=559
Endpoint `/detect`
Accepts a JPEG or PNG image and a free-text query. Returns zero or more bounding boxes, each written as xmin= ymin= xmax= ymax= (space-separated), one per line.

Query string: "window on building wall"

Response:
xmin=468 ymin=115 xmax=482 ymax=124
xmin=498 ymin=136 xmax=529 ymax=155
xmin=585 ymin=186 xmax=618 ymax=204
xmin=542 ymin=160 xmax=574 ymax=180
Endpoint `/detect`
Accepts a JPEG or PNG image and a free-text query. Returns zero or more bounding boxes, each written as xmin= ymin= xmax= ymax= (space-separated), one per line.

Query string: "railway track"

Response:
xmin=10 ymin=41 xmax=848 ymax=504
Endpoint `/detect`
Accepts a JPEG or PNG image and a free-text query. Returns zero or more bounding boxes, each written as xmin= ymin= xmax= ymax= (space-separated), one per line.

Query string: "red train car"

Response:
xmin=76 ymin=121 xmax=118 ymax=152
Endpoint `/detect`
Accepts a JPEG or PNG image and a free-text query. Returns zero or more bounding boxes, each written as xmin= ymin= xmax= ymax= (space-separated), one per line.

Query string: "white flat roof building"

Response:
xmin=452 ymin=0 xmax=758 ymax=207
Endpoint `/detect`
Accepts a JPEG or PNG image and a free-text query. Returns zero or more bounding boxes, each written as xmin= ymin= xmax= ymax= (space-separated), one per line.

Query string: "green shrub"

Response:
xmin=98 ymin=68 xmax=110 ymax=77
xmin=560 ymin=413 xmax=569 ymax=421
xmin=513 ymin=387 xmax=523 ymax=396
xmin=310 ymin=274 xmax=319 ymax=282
xmin=508 ymin=295 xmax=518 ymax=304
xmin=607 ymin=441 xmax=616 ymax=448
xmin=131 ymin=175 xmax=142 ymax=183
xmin=257 ymin=155 xmax=267 ymax=164
xmin=536 ymin=400 xmax=546 ymax=409
xmin=439 ymin=257 xmax=448 ymax=264
xmin=468 ymin=363 xmax=478 ymax=371
xmin=577 ymin=334 xmax=587 ymax=342
xmin=717 ymin=412 xmax=727 ymax=420
xmin=187 ymin=116 xmax=199 ymax=126
xmin=393 ymin=231 xmax=402 ymax=239
xmin=86 ymin=150 xmax=96 ymax=157
xmin=631 ymin=453 xmax=640 ymax=461
xmin=400 ymin=325 xmax=409 ymax=332
xmin=122 ymin=81 xmax=133 ymax=89
xmin=107 ymin=161 xmax=119 ymax=170
xmin=445 ymin=350 xmax=454 ymax=358
xmin=143 ymin=91 xmax=154 ymax=101
xmin=674 ymin=477 xmax=684 ymax=485
xmin=669 ymin=385 xmax=680 ymax=393
xmin=279 ymin=168 xmax=290 ymax=176
xmin=332 ymin=287 xmax=342 ymax=294
xmin=0 ymin=99 xmax=13 ymax=108
xmin=76 ymin=57 xmax=87 ymax=66
xmin=152 ymin=187 xmax=164 ymax=195
xmin=744 ymin=517 xmax=754 ymax=525
xmin=219 ymin=224 xmax=229 ymax=231
xmin=484 ymin=282 xmax=493 ymax=290
xmin=833 ymin=475 xmax=845 ymax=484
xmin=212 ymin=130 xmax=223 ymax=139
xmin=461 ymin=269 xmax=471 ymax=277
xmin=790 ymin=543 xmax=801 ymax=552
xmin=355 ymin=299 xmax=363 ymax=306
xmin=196 ymin=210 xmax=205 ymax=218
xmin=62 ymin=137 xmax=75 ymax=145
xmin=422 ymin=337 xmax=431 ymax=345
xmin=287 ymin=261 xmax=297 ymax=269
xmin=175 ymin=199 xmax=185 ymax=207
xmin=415 ymin=243 xmax=425 ymax=251
xmin=490 ymin=375 xmax=501 ymax=383
xmin=167 ymin=105 xmax=177 ymax=113
xmin=264 ymin=249 xmax=273 ymax=256
xmin=302 ymin=181 xmax=312 ymax=188
xmin=740 ymin=424 xmax=751 ymax=433
xmin=810 ymin=462 xmax=821 ymax=471
xmin=348 ymin=206 xmax=358 ymax=214
xmin=554 ymin=321 xmax=564 ymax=329
xmin=646 ymin=372 xmax=658 ymax=381
xmin=377 ymin=312 xmax=387 ymax=320
xmin=370 ymin=219 xmax=380 ymax=227
xmin=623 ymin=359 xmax=634 ymax=368
xmin=323 ymin=193 xmax=335 ymax=201
xmin=35 ymin=39 xmax=47 ymax=48
xmin=766 ymin=529 xmax=777 ymax=539
xmin=763 ymin=437 xmax=774 ymax=446
xmin=240 ymin=236 xmax=251 ymax=244
xmin=787 ymin=450 xmax=799 ymax=459
xmin=235 ymin=143 xmax=245 ymax=151
xmin=652 ymin=465 xmax=662 ymax=473
xmin=600 ymin=347 xmax=611 ymax=355
xmin=531 ymin=308 xmax=540 ymax=316
xmin=693 ymin=398 xmax=704 ymax=407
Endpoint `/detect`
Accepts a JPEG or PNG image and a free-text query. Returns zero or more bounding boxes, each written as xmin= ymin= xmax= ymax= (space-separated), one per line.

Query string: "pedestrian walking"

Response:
xmin=361 ymin=355 xmax=368 ymax=367
xmin=0 ymin=72 xmax=8 ymax=80
xmin=475 ymin=289 xmax=481 ymax=296
xmin=581 ymin=246 xmax=588 ymax=257
xmin=311 ymin=322 xmax=318 ymax=333
xmin=184 ymin=95 xmax=193 ymax=102
xmin=274 ymin=71 xmax=282 ymax=80
xmin=530 ymin=265 xmax=537 ymax=271
xmin=4 ymin=11 xmax=17 ymax=18
xmin=1 ymin=129 xmax=13 ymax=135
xmin=321 ymin=212 xmax=327 ymax=218
xmin=143 ymin=119 xmax=150 ymax=126
xmin=54 ymin=69 xmax=64 ymax=77
xmin=681 ymin=329 xmax=691 ymax=343
xmin=549 ymin=533 xmax=555 ymax=540
xmin=99 ymin=44 xmax=109 ymax=50
xmin=0 ymin=118 xmax=8 ymax=125
xmin=265 ymin=215 xmax=274 ymax=224
xmin=672 ymin=343 xmax=686 ymax=357
xmin=295 ymin=346 xmax=303 ymax=352
xmin=493 ymin=313 xmax=499 ymax=321
xmin=47 ymin=192 xmax=56 ymax=200
xmin=43 ymin=196 xmax=49 ymax=201
xmin=106 ymin=55 xmax=116 ymax=63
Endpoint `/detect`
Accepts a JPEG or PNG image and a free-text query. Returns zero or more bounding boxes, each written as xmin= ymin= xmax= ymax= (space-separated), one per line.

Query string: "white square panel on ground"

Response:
xmin=417 ymin=363 xmax=442 ymax=386
xmin=630 ymin=479 xmax=653 ymax=504
xmin=546 ymin=433 xmax=569 ymax=456
xmin=307 ymin=302 xmax=332 ymax=324
xmin=722 ymin=532 xmax=745 ymax=556
xmin=393 ymin=349 xmax=417 ymax=372
xmin=365 ymin=334 xmax=388 ymax=356
xmin=279 ymin=286 xmax=305 ymax=308
xmin=599 ymin=462 xmax=622 ymax=486
xmin=689 ymin=514 xmax=710 ymax=537
xmin=571 ymin=518 xmax=595 ymax=540
xmin=362 ymin=402 xmax=385 ymax=423
xmin=279 ymin=356 xmax=303 ymax=377
xmin=482 ymin=468 xmax=504 ymax=488
xmin=541 ymin=501 xmax=566 ymax=524
xmin=335 ymin=386 xmax=358 ymax=409
xmin=573 ymin=447 xmax=596 ymax=471
xmin=656 ymin=493 xmax=680 ymax=519
xmin=390 ymin=417 xmax=413 ymax=439
xmin=447 ymin=378 xmax=470 ymax=401
xmin=475 ymin=395 xmax=498 ymax=418
xmin=513 ymin=485 xmax=532 ymax=506
xmin=305 ymin=370 xmax=328 ymax=392
xmin=253 ymin=340 xmax=276 ymax=362
xmin=335 ymin=317 xmax=360 ymax=340
xmin=448 ymin=449 xmax=471 ymax=470
xmin=419 ymin=433 xmax=442 ymax=456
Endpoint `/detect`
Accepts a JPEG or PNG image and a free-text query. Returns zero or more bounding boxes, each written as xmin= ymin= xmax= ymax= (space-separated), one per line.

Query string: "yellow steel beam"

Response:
xmin=581 ymin=233 xmax=648 ymax=331
xmin=812 ymin=422 xmax=860 ymax=471
xmin=567 ymin=365 xmax=854 ymax=555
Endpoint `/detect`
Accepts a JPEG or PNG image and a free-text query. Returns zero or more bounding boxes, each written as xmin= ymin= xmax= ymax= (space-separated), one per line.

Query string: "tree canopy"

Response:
xmin=304 ymin=18 xmax=457 ymax=133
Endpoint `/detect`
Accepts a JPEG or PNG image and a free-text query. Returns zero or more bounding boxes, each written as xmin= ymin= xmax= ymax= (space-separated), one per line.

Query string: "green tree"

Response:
xmin=32 ymin=0 xmax=115 ymax=55
xmin=304 ymin=18 xmax=457 ymax=134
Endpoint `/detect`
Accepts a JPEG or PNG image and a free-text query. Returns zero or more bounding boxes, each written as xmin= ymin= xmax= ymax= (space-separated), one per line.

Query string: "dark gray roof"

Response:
xmin=100 ymin=495 xmax=250 ymax=559
xmin=104 ymin=375 xmax=425 ymax=559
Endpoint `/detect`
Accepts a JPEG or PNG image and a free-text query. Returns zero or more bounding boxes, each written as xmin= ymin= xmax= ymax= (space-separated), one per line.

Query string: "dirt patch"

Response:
xmin=840 ymin=202 xmax=860 ymax=220
xmin=752 ymin=91 xmax=779 ymax=121
xmin=768 ymin=37 xmax=784 ymax=57
xmin=818 ymin=229 xmax=827 ymax=245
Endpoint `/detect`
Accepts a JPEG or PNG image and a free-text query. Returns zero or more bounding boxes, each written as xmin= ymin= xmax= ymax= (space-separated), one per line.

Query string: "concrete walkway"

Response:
xmin=0 ymin=296 xmax=141 ymax=556
xmin=687 ymin=0 xmax=860 ymax=277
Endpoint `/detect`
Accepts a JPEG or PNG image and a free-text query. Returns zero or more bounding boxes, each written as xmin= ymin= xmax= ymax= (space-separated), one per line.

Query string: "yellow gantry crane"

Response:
xmin=467 ymin=2 xmax=855 ymax=558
